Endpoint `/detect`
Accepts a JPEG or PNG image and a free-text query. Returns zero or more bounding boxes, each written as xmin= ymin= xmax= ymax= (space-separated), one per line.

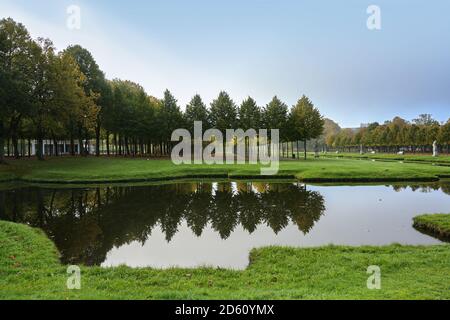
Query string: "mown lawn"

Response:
xmin=0 ymin=156 xmax=450 ymax=183
xmin=320 ymin=152 xmax=450 ymax=164
xmin=0 ymin=221 xmax=449 ymax=300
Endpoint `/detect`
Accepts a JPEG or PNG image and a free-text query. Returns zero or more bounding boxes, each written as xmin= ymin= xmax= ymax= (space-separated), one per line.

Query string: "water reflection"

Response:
xmin=1 ymin=181 xmax=449 ymax=268
xmin=0 ymin=182 xmax=325 ymax=266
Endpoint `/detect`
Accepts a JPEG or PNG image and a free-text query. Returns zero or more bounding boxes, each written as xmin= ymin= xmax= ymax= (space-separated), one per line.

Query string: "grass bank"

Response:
xmin=1 ymin=157 xmax=450 ymax=184
xmin=0 ymin=221 xmax=449 ymax=300
xmin=413 ymin=214 xmax=450 ymax=240
xmin=320 ymin=152 xmax=450 ymax=165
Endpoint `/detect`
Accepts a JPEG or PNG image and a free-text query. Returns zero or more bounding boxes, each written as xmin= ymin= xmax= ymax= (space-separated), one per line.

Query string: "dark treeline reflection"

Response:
xmin=0 ymin=182 xmax=326 ymax=266
xmin=391 ymin=183 xmax=450 ymax=194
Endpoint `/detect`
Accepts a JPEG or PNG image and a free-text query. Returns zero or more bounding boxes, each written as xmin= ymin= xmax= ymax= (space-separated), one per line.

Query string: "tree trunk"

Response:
xmin=304 ymin=140 xmax=307 ymax=160
xmin=70 ymin=135 xmax=75 ymax=156
xmin=78 ymin=138 xmax=84 ymax=155
xmin=11 ymin=134 xmax=19 ymax=159
xmin=106 ymin=131 xmax=110 ymax=156
xmin=84 ymin=137 xmax=89 ymax=156
xmin=0 ymin=121 xmax=5 ymax=164
xmin=10 ymin=116 xmax=22 ymax=159
xmin=36 ymin=134 xmax=44 ymax=161
xmin=53 ymin=138 xmax=59 ymax=157
xmin=125 ymin=137 xmax=130 ymax=155
xmin=95 ymin=125 xmax=101 ymax=157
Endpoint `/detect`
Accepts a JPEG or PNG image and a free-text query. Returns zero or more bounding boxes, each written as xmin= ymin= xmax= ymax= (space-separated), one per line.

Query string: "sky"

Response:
xmin=1 ymin=0 xmax=449 ymax=128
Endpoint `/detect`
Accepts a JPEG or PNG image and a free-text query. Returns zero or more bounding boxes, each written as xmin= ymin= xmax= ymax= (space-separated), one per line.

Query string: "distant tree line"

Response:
xmin=0 ymin=18 xmax=324 ymax=162
xmin=327 ymin=115 xmax=450 ymax=154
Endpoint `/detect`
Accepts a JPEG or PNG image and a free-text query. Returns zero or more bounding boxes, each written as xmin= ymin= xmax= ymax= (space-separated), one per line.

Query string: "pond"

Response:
xmin=0 ymin=181 xmax=449 ymax=269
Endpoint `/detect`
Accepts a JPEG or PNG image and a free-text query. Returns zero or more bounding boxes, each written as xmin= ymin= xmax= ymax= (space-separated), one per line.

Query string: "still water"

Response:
xmin=0 ymin=181 xmax=449 ymax=269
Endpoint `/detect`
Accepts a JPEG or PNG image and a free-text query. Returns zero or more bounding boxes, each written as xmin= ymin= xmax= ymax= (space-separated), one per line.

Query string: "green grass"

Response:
xmin=1 ymin=156 xmax=450 ymax=184
xmin=320 ymin=152 xmax=450 ymax=164
xmin=413 ymin=214 xmax=450 ymax=240
xmin=1 ymin=220 xmax=449 ymax=300
xmin=0 ymin=164 xmax=18 ymax=182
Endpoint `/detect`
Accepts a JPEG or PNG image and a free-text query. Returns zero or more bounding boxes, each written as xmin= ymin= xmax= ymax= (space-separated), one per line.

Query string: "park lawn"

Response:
xmin=0 ymin=164 xmax=18 ymax=182
xmin=0 ymin=220 xmax=449 ymax=300
xmin=0 ymin=157 xmax=450 ymax=183
xmin=413 ymin=214 xmax=450 ymax=239
xmin=320 ymin=152 xmax=450 ymax=164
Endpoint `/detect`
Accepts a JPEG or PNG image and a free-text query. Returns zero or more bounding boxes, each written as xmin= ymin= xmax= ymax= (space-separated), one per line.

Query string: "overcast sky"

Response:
xmin=1 ymin=0 xmax=449 ymax=127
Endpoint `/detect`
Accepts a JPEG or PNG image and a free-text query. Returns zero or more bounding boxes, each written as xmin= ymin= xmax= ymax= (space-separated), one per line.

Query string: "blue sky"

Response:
xmin=1 ymin=0 xmax=449 ymax=127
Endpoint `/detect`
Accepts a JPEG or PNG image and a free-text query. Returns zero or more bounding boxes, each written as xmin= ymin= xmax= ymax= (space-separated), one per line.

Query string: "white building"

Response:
xmin=11 ymin=140 xmax=96 ymax=156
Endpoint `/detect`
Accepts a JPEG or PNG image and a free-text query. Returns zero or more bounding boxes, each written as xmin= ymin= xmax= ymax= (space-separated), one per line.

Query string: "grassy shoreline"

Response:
xmin=1 ymin=157 xmax=450 ymax=184
xmin=0 ymin=220 xmax=449 ymax=300
xmin=413 ymin=214 xmax=450 ymax=240
xmin=319 ymin=152 xmax=450 ymax=165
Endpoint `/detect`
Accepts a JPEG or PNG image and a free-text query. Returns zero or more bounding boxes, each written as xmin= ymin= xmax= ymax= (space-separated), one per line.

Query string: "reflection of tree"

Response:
xmin=0 ymin=182 xmax=329 ymax=266
xmin=210 ymin=184 xmax=239 ymax=239
xmin=439 ymin=183 xmax=450 ymax=196
xmin=260 ymin=189 xmax=290 ymax=234
xmin=236 ymin=187 xmax=262 ymax=234
xmin=391 ymin=183 xmax=445 ymax=194
xmin=185 ymin=183 xmax=212 ymax=236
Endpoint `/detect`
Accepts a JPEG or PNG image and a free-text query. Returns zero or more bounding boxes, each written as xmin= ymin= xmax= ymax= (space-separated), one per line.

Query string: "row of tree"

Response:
xmin=1 ymin=18 xmax=324 ymax=161
xmin=327 ymin=115 xmax=450 ymax=153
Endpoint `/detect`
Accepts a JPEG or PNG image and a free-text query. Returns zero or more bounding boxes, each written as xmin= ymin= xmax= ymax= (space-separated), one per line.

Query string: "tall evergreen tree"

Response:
xmin=289 ymin=95 xmax=324 ymax=159
xmin=185 ymin=94 xmax=210 ymax=133
xmin=239 ymin=97 xmax=261 ymax=130
xmin=262 ymin=96 xmax=288 ymax=141
xmin=160 ymin=89 xmax=184 ymax=142
xmin=209 ymin=91 xmax=238 ymax=131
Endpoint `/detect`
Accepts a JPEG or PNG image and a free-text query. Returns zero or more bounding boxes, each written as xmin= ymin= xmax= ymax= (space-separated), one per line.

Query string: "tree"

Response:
xmin=160 ymin=90 xmax=183 ymax=152
xmin=184 ymin=94 xmax=209 ymax=133
xmin=109 ymin=80 xmax=156 ymax=156
xmin=64 ymin=45 xmax=106 ymax=156
xmin=209 ymin=91 xmax=238 ymax=131
xmin=0 ymin=18 xmax=34 ymax=160
xmin=27 ymin=39 xmax=96 ymax=160
xmin=262 ymin=96 xmax=288 ymax=139
xmin=289 ymin=95 xmax=324 ymax=159
xmin=261 ymin=96 xmax=289 ymax=157
xmin=321 ymin=118 xmax=341 ymax=149
xmin=27 ymin=38 xmax=55 ymax=160
xmin=413 ymin=114 xmax=439 ymax=126
xmin=239 ymin=97 xmax=261 ymax=130
xmin=48 ymin=51 xmax=95 ymax=157
xmin=439 ymin=120 xmax=450 ymax=154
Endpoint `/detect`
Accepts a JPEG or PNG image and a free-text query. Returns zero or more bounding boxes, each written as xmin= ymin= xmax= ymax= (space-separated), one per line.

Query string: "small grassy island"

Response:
xmin=413 ymin=214 xmax=450 ymax=240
